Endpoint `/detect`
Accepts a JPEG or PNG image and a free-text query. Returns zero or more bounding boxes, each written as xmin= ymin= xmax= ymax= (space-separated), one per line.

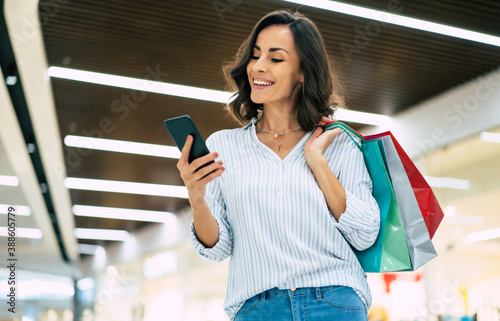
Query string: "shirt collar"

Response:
xmin=243 ymin=116 xmax=258 ymax=130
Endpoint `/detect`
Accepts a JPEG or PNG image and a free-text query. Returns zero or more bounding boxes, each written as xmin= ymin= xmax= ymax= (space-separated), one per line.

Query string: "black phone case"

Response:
xmin=164 ymin=115 xmax=215 ymax=174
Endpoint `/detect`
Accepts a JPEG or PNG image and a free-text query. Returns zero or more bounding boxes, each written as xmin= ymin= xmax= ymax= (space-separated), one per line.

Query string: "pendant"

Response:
xmin=274 ymin=132 xmax=278 ymax=137
xmin=278 ymin=144 xmax=281 ymax=151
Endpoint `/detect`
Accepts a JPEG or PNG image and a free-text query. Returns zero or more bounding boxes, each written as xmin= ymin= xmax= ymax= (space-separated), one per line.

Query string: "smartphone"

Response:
xmin=164 ymin=115 xmax=215 ymax=174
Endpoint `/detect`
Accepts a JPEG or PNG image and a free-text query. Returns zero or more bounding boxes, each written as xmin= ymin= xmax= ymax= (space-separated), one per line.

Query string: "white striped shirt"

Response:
xmin=190 ymin=116 xmax=380 ymax=320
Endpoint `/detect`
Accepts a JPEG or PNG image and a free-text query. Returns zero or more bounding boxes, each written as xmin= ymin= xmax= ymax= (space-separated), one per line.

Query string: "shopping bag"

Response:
xmin=369 ymin=136 xmax=437 ymax=270
xmin=365 ymin=132 xmax=444 ymax=239
xmin=324 ymin=122 xmax=412 ymax=272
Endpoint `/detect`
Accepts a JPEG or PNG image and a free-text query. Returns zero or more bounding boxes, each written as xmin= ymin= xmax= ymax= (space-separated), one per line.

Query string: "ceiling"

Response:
xmin=1 ymin=0 xmax=500 ymax=271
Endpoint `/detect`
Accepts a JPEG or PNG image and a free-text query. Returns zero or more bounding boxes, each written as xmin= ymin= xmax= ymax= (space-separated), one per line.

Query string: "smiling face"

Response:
xmin=246 ymin=25 xmax=304 ymax=108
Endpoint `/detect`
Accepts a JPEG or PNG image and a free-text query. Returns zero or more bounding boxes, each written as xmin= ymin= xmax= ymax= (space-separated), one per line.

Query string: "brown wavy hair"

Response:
xmin=222 ymin=9 xmax=346 ymax=132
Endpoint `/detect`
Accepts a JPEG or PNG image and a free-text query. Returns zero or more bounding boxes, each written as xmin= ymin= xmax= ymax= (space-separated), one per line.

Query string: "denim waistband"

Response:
xmin=263 ymin=285 xmax=340 ymax=298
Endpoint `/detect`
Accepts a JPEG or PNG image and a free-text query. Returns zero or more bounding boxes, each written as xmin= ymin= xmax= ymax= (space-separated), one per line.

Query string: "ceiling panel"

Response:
xmin=36 ymin=0 xmax=500 ymax=249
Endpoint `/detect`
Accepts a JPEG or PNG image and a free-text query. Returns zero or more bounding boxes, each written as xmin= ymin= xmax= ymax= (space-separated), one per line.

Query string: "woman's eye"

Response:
xmin=271 ymin=58 xmax=283 ymax=63
xmin=251 ymin=56 xmax=260 ymax=60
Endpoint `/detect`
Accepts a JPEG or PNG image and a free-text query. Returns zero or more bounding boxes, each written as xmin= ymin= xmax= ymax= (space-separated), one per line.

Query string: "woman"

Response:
xmin=177 ymin=9 xmax=380 ymax=321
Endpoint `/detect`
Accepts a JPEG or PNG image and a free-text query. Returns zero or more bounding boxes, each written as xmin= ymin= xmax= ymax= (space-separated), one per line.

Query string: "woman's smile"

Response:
xmin=252 ymin=77 xmax=275 ymax=89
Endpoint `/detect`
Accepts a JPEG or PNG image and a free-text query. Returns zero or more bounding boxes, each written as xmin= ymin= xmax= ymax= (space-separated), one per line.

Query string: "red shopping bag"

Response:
xmin=364 ymin=132 xmax=444 ymax=239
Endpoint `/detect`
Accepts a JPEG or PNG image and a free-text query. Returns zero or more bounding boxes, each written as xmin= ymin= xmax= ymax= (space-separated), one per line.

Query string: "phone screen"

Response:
xmin=164 ymin=115 xmax=215 ymax=176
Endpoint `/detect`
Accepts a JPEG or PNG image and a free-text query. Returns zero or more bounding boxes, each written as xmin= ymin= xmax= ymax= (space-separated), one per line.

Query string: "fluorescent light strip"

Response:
xmin=0 ymin=227 xmax=43 ymax=239
xmin=78 ymin=243 xmax=104 ymax=255
xmin=48 ymin=66 xmax=233 ymax=104
xmin=0 ymin=204 xmax=31 ymax=216
xmin=73 ymin=204 xmax=177 ymax=223
xmin=64 ymin=177 xmax=188 ymax=198
xmin=443 ymin=214 xmax=486 ymax=227
xmin=335 ymin=109 xmax=392 ymax=126
xmin=480 ymin=131 xmax=500 ymax=143
xmin=0 ymin=175 xmax=19 ymax=186
xmin=424 ymin=176 xmax=470 ymax=190
xmin=49 ymin=66 xmax=390 ymax=126
xmin=284 ymin=0 xmax=500 ymax=47
xmin=465 ymin=228 xmax=500 ymax=244
xmin=74 ymin=228 xmax=130 ymax=241
xmin=64 ymin=135 xmax=181 ymax=158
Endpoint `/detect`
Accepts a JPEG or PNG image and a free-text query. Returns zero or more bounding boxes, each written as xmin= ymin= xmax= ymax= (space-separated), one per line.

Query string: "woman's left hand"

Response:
xmin=304 ymin=116 xmax=342 ymax=165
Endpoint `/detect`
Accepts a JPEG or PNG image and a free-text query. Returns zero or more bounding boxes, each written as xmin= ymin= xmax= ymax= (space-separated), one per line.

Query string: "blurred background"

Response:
xmin=1 ymin=0 xmax=500 ymax=320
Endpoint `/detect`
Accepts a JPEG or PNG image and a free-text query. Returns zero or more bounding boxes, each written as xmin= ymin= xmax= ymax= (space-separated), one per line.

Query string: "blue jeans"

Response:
xmin=234 ymin=286 xmax=368 ymax=321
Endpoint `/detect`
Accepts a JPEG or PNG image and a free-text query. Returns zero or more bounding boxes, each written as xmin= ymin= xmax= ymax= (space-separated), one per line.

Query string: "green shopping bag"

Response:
xmin=325 ymin=122 xmax=412 ymax=272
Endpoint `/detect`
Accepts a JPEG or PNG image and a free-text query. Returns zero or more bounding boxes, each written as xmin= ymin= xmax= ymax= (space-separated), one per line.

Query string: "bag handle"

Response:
xmin=323 ymin=121 xmax=365 ymax=151
xmin=325 ymin=121 xmax=365 ymax=138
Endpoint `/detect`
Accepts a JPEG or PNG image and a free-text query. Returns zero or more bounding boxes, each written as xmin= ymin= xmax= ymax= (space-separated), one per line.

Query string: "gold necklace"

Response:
xmin=257 ymin=121 xmax=302 ymax=151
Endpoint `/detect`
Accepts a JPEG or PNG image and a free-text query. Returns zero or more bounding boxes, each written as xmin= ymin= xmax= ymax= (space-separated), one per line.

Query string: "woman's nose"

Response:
xmin=252 ymin=58 xmax=267 ymax=73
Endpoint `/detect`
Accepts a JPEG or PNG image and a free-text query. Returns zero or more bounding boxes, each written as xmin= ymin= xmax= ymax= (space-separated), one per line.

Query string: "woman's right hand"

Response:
xmin=176 ymin=135 xmax=225 ymax=206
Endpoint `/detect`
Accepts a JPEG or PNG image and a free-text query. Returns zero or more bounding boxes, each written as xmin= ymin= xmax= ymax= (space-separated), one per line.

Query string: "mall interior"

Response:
xmin=1 ymin=0 xmax=500 ymax=320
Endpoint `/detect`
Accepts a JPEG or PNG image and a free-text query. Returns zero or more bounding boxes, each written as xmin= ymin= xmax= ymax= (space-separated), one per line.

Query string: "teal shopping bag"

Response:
xmin=324 ymin=122 xmax=412 ymax=272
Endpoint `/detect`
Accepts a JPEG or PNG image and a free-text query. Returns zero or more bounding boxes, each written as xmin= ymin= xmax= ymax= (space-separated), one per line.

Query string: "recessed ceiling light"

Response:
xmin=0 ymin=227 xmax=42 ymax=239
xmin=5 ymin=75 xmax=17 ymax=86
xmin=76 ymin=277 xmax=94 ymax=291
xmin=0 ymin=175 xmax=19 ymax=186
xmin=73 ymin=204 xmax=177 ymax=223
xmin=74 ymin=228 xmax=130 ymax=241
xmin=48 ymin=66 xmax=392 ymax=126
xmin=64 ymin=177 xmax=188 ymax=198
xmin=64 ymin=135 xmax=181 ymax=158
xmin=284 ymin=0 xmax=500 ymax=46
xmin=444 ymin=206 xmax=457 ymax=217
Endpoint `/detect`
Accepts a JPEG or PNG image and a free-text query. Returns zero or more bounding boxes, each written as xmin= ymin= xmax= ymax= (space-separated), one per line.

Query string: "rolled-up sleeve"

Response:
xmin=190 ymin=135 xmax=233 ymax=262
xmin=334 ymin=136 xmax=380 ymax=251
